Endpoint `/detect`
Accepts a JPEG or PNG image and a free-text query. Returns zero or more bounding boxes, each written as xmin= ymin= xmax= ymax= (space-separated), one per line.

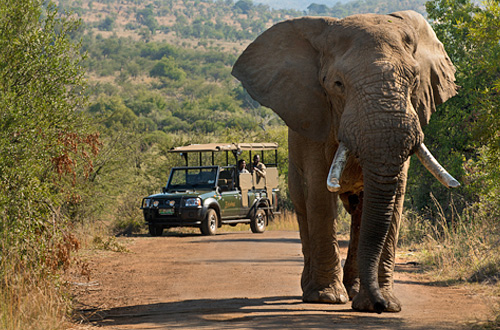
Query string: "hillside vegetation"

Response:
xmin=62 ymin=0 xmax=428 ymax=181
xmin=60 ymin=0 xmax=426 ymax=47
xmin=1 ymin=0 xmax=499 ymax=328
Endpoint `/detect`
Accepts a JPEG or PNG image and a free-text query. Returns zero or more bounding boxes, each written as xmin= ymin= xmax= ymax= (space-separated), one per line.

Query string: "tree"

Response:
xmin=234 ymin=0 xmax=253 ymax=14
xmin=149 ymin=57 xmax=187 ymax=81
xmin=456 ymin=0 xmax=500 ymax=212
xmin=0 ymin=0 xmax=95 ymax=274
xmin=136 ymin=5 xmax=159 ymax=34
xmin=98 ymin=15 xmax=115 ymax=31
xmin=406 ymin=0 xmax=500 ymax=216
xmin=308 ymin=3 xmax=329 ymax=14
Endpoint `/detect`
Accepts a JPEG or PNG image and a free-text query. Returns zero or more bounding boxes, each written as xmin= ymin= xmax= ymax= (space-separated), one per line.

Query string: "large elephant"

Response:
xmin=232 ymin=11 xmax=459 ymax=313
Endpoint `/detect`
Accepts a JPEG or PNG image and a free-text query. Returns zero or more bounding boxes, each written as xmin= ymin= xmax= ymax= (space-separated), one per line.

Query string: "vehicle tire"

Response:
xmin=201 ymin=209 xmax=218 ymax=236
xmin=149 ymin=225 xmax=163 ymax=237
xmin=251 ymin=208 xmax=267 ymax=234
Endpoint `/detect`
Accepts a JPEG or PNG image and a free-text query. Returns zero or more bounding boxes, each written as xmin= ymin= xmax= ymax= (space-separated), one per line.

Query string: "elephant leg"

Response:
xmin=288 ymin=160 xmax=311 ymax=292
xmin=352 ymin=160 xmax=409 ymax=312
xmin=340 ymin=192 xmax=363 ymax=300
xmin=289 ymin=160 xmax=348 ymax=304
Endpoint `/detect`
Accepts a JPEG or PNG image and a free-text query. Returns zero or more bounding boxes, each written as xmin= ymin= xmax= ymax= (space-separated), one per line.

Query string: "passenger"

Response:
xmin=252 ymin=154 xmax=266 ymax=184
xmin=238 ymin=159 xmax=249 ymax=174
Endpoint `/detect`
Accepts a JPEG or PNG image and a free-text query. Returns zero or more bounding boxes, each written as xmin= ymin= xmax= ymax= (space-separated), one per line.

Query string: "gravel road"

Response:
xmin=72 ymin=230 xmax=491 ymax=329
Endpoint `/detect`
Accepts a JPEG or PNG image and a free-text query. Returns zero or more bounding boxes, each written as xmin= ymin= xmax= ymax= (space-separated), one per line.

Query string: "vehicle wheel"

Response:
xmin=201 ymin=209 xmax=218 ymax=236
xmin=149 ymin=225 xmax=163 ymax=237
xmin=251 ymin=208 xmax=267 ymax=233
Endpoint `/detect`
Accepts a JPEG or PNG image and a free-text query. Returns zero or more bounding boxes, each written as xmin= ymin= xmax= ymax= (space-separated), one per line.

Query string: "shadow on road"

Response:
xmin=81 ymin=296 xmax=411 ymax=329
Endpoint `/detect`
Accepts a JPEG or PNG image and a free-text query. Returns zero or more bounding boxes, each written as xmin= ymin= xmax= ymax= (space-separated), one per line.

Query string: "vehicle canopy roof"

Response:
xmin=169 ymin=142 xmax=279 ymax=168
xmin=169 ymin=142 xmax=278 ymax=153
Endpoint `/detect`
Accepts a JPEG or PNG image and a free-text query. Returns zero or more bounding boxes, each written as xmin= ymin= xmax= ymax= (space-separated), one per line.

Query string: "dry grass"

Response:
xmin=400 ymin=201 xmax=500 ymax=330
xmin=398 ymin=196 xmax=500 ymax=329
xmin=0 ymin=224 xmax=86 ymax=330
xmin=211 ymin=211 xmax=299 ymax=234
xmin=218 ymin=207 xmax=350 ymax=234
xmin=400 ymin=200 xmax=500 ymax=285
xmin=0 ymin=267 xmax=72 ymax=330
xmin=267 ymin=211 xmax=300 ymax=231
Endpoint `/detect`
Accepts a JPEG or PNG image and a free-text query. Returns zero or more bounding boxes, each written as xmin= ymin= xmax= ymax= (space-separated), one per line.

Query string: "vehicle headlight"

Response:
xmin=184 ymin=198 xmax=201 ymax=207
xmin=142 ymin=199 xmax=150 ymax=208
xmin=153 ymin=200 xmax=160 ymax=207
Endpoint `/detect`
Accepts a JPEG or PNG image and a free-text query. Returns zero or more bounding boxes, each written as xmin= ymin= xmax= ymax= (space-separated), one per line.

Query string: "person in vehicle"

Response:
xmin=238 ymin=159 xmax=249 ymax=174
xmin=252 ymin=154 xmax=266 ymax=184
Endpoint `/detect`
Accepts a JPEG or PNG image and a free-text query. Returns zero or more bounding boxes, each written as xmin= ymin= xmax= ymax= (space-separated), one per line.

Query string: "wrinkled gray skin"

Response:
xmin=232 ymin=11 xmax=456 ymax=313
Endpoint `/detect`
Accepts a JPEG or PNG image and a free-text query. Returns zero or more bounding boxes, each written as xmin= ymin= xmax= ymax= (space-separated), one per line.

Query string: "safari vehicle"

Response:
xmin=141 ymin=143 xmax=281 ymax=236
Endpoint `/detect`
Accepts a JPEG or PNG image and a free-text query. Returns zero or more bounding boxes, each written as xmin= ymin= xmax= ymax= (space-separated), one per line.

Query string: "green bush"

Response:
xmin=0 ymin=1 xmax=93 ymax=328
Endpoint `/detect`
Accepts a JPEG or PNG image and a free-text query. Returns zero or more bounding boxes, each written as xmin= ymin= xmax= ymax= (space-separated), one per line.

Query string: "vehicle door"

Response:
xmin=217 ymin=169 xmax=242 ymax=218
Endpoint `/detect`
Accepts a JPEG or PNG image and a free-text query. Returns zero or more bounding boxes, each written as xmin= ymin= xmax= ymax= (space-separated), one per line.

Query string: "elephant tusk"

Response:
xmin=415 ymin=144 xmax=460 ymax=189
xmin=327 ymin=142 xmax=349 ymax=193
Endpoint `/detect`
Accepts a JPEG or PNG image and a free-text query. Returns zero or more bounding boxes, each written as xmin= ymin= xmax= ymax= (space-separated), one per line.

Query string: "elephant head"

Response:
xmin=232 ymin=11 xmax=458 ymax=312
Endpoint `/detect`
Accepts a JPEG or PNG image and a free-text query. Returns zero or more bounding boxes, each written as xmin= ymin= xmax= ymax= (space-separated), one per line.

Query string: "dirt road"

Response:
xmin=72 ymin=231 xmax=491 ymax=329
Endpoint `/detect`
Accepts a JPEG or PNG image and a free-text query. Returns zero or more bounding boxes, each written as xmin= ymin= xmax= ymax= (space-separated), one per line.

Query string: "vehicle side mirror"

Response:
xmin=162 ymin=187 xmax=167 ymax=193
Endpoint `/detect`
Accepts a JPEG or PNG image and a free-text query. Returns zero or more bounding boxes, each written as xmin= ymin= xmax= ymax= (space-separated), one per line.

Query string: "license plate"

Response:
xmin=159 ymin=208 xmax=174 ymax=215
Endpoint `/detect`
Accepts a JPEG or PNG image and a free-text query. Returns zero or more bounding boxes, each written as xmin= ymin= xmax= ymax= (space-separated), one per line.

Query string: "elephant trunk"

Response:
xmin=357 ymin=165 xmax=400 ymax=313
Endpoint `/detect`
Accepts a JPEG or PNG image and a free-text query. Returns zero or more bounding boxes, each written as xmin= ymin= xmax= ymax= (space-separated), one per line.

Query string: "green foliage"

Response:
xmin=59 ymin=0 xmax=432 ymax=48
xmin=0 ymin=0 xmax=94 ymax=327
xmin=234 ymin=0 xmax=254 ymax=14
xmin=80 ymin=31 xmax=282 ymax=136
xmin=150 ymin=57 xmax=187 ymax=81
xmin=463 ymin=1 xmax=500 ymax=210
xmin=0 ymin=0 xmax=92 ymax=266
xmin=407 ymin=0 xmax=500 ymax=220
xmin=136 ymin=5 xmax=158 ymax=33
xmin=97 ymin=15 xmax=115 ymax=31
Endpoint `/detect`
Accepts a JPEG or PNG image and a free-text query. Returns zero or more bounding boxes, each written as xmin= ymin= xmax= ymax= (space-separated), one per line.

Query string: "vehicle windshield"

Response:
xmin=167 ymin=167 xmax=218 ymax=191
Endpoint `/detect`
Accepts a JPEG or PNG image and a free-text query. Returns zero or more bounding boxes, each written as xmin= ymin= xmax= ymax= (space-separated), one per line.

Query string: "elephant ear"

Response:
xmin=391 ymin=11 xmax=457 ymax=127
xmin=232 ymin=17 xmax=334 ymax=142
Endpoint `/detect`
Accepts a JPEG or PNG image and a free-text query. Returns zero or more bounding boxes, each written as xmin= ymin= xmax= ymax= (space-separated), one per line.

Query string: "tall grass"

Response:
xmin=267 ymin=211 xmax=300 ymax=231
xmin=400 ymin=195 xmax=500 ymax=284
xmin=0 ymin=272 xmax=71 ymax=330
xmin=0 ymin=229 xmax=79 ymax=330
xmin=398 ymin=195 xmax=500 ymax=329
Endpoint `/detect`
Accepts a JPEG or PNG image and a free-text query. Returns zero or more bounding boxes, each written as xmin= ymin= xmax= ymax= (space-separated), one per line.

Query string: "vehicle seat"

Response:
xmin=218 ymin=179 xmax=229 ymax=192
xmin=219 ymin=170 xmax=234 ymax=191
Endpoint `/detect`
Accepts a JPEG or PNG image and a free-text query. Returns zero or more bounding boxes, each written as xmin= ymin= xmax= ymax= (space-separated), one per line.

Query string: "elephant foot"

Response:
xmin=344 ymin=278 xmax=360 ymax=300
xmin=352 ymin=287 xmax=401 ymax=313
xmin=303 ymin=282 xmax=348 ymax=304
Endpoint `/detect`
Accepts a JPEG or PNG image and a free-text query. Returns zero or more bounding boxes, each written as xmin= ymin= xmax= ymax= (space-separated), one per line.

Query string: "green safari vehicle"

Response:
xmin=140 ymin=143 xmax=281 ymax=236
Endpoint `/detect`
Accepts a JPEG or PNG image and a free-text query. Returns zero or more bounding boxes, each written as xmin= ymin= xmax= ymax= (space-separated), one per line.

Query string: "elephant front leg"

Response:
xmin=300 ymin=209 xmax=348 ymax=305
xmin=291 ymin=168 xmax=348 ymax=304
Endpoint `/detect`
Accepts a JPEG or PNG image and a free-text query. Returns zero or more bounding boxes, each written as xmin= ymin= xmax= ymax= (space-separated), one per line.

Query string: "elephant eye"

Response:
xmin=334 ymin=80 xmax=345 ymax=93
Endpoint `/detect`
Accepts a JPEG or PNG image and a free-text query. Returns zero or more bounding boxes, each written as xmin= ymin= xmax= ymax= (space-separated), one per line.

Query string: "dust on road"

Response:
xmin=71 ymin=231 xmax=491 ymax=329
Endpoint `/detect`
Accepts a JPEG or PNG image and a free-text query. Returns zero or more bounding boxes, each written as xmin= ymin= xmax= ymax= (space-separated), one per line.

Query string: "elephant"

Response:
xmin=232 ymin=11 xmax=459 ymax=313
